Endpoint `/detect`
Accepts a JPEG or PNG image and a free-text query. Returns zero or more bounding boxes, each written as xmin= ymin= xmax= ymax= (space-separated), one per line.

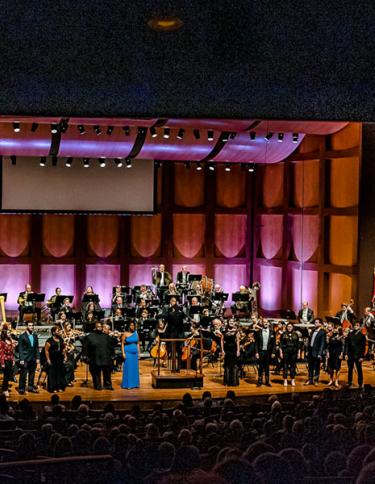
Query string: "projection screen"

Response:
xmin=1 ymin=157 xmax=155 ymax=213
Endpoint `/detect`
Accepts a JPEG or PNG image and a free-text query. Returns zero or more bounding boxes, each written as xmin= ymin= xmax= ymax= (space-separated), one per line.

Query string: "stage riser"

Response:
xmin=152 ymin=372 xmax=204 ymax=389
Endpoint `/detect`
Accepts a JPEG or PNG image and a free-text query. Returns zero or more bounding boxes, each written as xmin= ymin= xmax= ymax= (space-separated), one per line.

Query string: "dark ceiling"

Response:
xmin=1 ymin=0 xmax=375 ymax=121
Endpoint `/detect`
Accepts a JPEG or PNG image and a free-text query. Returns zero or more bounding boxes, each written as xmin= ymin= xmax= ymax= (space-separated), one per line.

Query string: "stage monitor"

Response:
xmin=1 ymin=157 xmax=155 ymax=213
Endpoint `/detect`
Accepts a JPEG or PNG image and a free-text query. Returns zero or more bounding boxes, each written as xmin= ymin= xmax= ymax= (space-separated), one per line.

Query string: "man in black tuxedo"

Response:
xmin=18 ymin=321 xmax=40 ymax=394
xmin=305 ymin=318 xmax=326 ymax=385
xmin=83 ymin=321 xmax=114 ymax=390
xmin=255 ymin=319 xmax=276 ymax=387
xmin=163 ymin=296 xmax=185 ymax=371
xmin=298 ymin=301 xmax=314 ymax=324
xmin=176 ymin=265 xmax=190 ymax=285
xmin=345 ymin=320 xmax=366 ymax=389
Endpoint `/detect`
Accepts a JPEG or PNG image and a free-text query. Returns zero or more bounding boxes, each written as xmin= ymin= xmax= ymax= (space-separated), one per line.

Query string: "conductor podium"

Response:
xmin=151 ymin=337 xmax=204 ymax=389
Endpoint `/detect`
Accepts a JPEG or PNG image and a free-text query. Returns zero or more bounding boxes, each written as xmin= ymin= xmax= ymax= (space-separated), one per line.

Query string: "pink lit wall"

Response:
xmin=40 ymin=265 xmax=76 ymax=307
xmin=291 ymin=268 xmax=318 ymax=314
xmin=259 ymin=265 xmax=282 ymax=311
xmin=85 ymin=264 xmax=120 ymax=307
xmin=0 ymin=264 xmax=31 ymax=310
xmin=214 ymin=264 xmax=247 ymax=305
xmin=129 ymin=264 xmax=154 ymax=287
xmin=172 ymin=264 xmax=207 ymax=281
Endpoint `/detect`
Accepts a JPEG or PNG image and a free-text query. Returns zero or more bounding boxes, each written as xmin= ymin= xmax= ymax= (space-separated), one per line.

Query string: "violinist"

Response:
xmin=56 ymin=311 xmax=68 ymax=328
xmin=280 ymin=322 xmax=299 ymax=387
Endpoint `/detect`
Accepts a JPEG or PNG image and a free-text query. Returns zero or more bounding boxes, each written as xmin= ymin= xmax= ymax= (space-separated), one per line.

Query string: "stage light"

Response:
xmin=51 ymin=123 xmax=58 ymax=134
xmin=177 ymin=128 xmax=185 ymax=140
xmin=123 ymin=126 xmax=130 ymax=136
xmin=13 ymin=122 xmax=20 ymax=133
xmin=83 ymin=158 xmax=90 ymax=168
xmin=163 ymin=128 xmax=170 ymax=139
xmin=115 ymin=158 xmax=123 ymax=168
xmin=292 ymin=133 xmax=299 ymax=143
xmin=250 ymin=131 xmax=256 ymax=140
xmin=229 ymin=132 xmax=236 ymax=140
xmin=208 ymin=162 xmax=216 ymax=171
xmin=248 ymin=163 xmax=255 ymax=173
xmin=196 ymin=162 xmax=203 ymax=171
xmin=265 ymin=132 xmax=273 ymax=141
xmin=138 ymin=127 xmax=147 ymax=135
xmin=193 ymin=129 xmax=200 ymax=140
xmin=184 ymin=161 xmax=191 ymax=169
xmin=31 ymin=122 xmax=39 ymax=132
xmin=222 ymin=132 xmax=229 ymax=143
xmin=207 ymin=130 xmax=214 ymax=141
xmin=78 ymin=124 xmax=85 ymax=135
xmin=225 ymin=163 xmax=231 ymax=172
xmin=65 ymin=157 xmax=73 ymax=167
xmin=106 ymin=126 xmax=114 ymax=135
xmin=60 ymin=120 xmax=68 ymax=133
xmin=40 ymin=156 xmax=46 ymax=167
xmin=148 ymin=16 xmax=183 ymax=32
xmin=126 ymin=158 xmax=132 ymax=168
xmin=150 ymin=127 xmax=157 ymax=138
xmin=94 ymin=125 xmax=102 ymax=135
xmin=52 ymin=156 xmax=58 ymax=166
xmin=277 ymin=133 xmax=284 ymax=143
xmin=10 ymin=155 xmax=16 ymax=165
xmin=99 ymin=157 xmax=106 ymax=168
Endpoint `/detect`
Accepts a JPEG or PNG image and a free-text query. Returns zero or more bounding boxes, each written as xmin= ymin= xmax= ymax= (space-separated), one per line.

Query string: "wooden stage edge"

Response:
xmin=6 ymin=359 xmax=375 ymax=409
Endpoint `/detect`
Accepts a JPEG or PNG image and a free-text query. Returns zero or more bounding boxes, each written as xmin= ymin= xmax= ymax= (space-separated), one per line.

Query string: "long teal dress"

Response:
xmin=121 ymin=331 xmax=140 ymax=389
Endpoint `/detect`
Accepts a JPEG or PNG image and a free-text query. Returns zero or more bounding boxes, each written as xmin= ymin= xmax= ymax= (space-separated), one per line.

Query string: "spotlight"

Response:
xmin=13 ymin=122 xmax=20 ymax=133
xmin=115 ymin=158 xmax=123 ymax=168
xmin=248 ymin=163 xmax=255 ymax=173
xmin=196 ymin=162 xmax=203 ymax=171
xmin=250 ymin=131 xmax=256 ymax=140
xmin=277 ymin=133 xmax=284 ymax=143
xmin=40 ymin=156 xmax=46 ymax=167
xmin=229 ymin=132 xmax=236 ymax=140
xmin=11 ymin=155 xmax=16 ymax=165
xmin=52 ymin=156 xmax=58 ymax=166
xmin=60 ymin=120 xmax=68 ymax=133
xmin=65 ymin=157 xmax=73 ymax=167
xmin=123 ymin=126 xmax=130 ymax=136
xmin=31 ymin=122 xmax=39 ymax=132
xmin=222 ymin=132 xmax=229 ymax=143
xmin=51 ymin=123 xmax=59 ymax=134
xmin=94 ymin=125 xmax=102 ymax=135
xmin=207 ymin=130 xmax=214 ymax=141
xmin=225 ymin=163 xmax=231 ymax=172
xmin=265 ymin=132 xmax=273 ymax=141
xmin=292 ymin=133 xmax=299 ymax=143
xmin=106 ymin=126 xmax=114 ymax=135
xmin=177 ymin=128 xmax=185 ymax=140
xmin=208 ymin=162 xmax=216 ymax=171
xmin=126 ymin=158 xmax=132 ymax=168
xmin=83 ymin=158 xmax=90 ymax=168
xmin=138 ymin=127 xmax=147 ymax=135
xmin=184 ymin=161 xmax=191 ymax=169
xmin=193 ymin=129 xmax=200 ymax=140
xmin=163 ymin=128 xmax=170 ymax=139
xmin=150 ymin=127 xmax=157 ymax=138
xmin=78 ymin=124 xmax=85 ymax=135
xmin=99 ymin=157 xmax=106 ymax=168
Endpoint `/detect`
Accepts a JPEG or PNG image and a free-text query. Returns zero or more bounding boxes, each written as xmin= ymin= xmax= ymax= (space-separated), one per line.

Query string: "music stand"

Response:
xmin=232 ymin=293 xmax=250 ymax=302
xmin=112 ymin=286 xmax=130 ymax=294
xmin=55 ymin=295 xmax=74 ymax=306
xmin=26 ymin=293 xmax=45 ymax=321
xmin=124 ymin=307 xmax=136 ymax=318
xmin=82 ymin=294 xmax=99 ymax=304
xmin=326 ymin=316 xmax=341 ymax=325
xmin=214 ymin=292 xmax=228 ymax=301
xmin=164 ymin=294 xmax=181 ymax=305
xmin=187 ymin=295 xmax=202 ymax=303
xmin=280 ymin=309 xmax=297 ymax=320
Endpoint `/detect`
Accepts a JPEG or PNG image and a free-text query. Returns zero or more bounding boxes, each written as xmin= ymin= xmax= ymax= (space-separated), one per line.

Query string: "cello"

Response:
xmin=342 ymin=299 xmax=354 ymax=330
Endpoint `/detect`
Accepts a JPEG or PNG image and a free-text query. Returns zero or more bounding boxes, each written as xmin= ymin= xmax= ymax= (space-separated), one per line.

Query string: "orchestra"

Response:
xmin=1 ymin=266 xmax=375 ymax=395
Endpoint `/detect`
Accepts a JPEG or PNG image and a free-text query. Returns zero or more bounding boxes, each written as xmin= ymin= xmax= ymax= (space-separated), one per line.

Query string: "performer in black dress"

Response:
xmin=280 ymin=322 xmax=300 ymax=387
xmin=221 ymin=319 xmax=240 ymax=386
xmin=326 ymin=326 xmax=345 ymax=387
xmin=45 ymin=326 xmax=67 ymax=393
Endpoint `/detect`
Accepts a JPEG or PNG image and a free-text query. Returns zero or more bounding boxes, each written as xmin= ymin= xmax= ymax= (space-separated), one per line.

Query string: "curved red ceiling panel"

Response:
xmin=255 ymin=121 xmax=348 ymax=135
xmin=0 ymin=123 xmax=51 ymax=156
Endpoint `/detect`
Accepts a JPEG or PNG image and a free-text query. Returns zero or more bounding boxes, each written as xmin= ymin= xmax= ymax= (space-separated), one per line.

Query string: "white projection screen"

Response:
xmin=1 ymin=157 xmax=155 ymax=213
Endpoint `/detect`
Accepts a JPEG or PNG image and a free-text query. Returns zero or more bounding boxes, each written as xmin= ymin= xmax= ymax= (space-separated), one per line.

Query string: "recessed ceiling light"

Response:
xmin=148 ymin=17 xmax=183 ymax=32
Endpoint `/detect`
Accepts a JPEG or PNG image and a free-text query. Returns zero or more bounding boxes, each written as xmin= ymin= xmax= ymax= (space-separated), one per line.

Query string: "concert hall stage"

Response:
xmin=7 ymin=359 xmax=375 ymax=408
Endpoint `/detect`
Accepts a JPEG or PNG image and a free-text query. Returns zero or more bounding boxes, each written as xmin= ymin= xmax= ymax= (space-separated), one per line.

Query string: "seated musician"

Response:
xmin=59 ymin=297 xmax=73 ymax=316
xmin=56 ymin=311 xmax=68 ymax=327
xmin=111 ymin=296 xmax=124 ymax=315
xmin=17 ymin=283 xmax=40 ymax=323
xmin=112 ymin=286 xmax=123 ymax=304
xmin=152 ymin=264 xmax=172 ymax=288
xmin=81 ymin=286 xmax=102 ymax=314
xmin=135 ymin=298 xmax=148 ymax=317
xmin=113 ymin=307 xmax=124 ymax=321
xmin=336 ymin=303 xmax=356 ymax=325
xmin=231 ymin=285 xmax=251 ymax=318
xmin=176 ymin=265 xmax=190 ymax=286
xmin=164 ymin=283 xmax=180 ymax=303
xmin=298 ymin=301 xmax=314 ymax=324
xmin=188 ymin=296 xmax=202 ymax=321
xmin=47 ymin=287 xmax=62 ymax=320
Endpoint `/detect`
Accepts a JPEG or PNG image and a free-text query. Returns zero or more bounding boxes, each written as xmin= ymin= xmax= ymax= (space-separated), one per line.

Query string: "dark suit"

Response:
xmin=345 ymin=330 xmax=366 ymax=386
xmin=18 ymin=331 xmax=40 ymax=392
xmin=83 ymin=331 xmax=114 ymax=389
xmin=307 ymin=328 xmax=325 ymax=382
xmin=176 ymin=271 xmax=190 ymax=285
xmin=298 ymin=307 xmax=314 ymax=323
xmin=153 ymin=271 xmax=172 ymax=288
xmin=255 ymin=329 xmax=275 ymax=384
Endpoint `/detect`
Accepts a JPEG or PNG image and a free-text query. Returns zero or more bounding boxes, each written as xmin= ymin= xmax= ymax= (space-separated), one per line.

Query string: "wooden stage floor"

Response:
xmin=7 ymin=359 xmax=375 ymax=407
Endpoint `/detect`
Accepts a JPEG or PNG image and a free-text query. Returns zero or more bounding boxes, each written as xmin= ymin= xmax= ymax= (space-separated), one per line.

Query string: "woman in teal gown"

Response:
xmin=121 ymin=321 xmax=140 ymax=389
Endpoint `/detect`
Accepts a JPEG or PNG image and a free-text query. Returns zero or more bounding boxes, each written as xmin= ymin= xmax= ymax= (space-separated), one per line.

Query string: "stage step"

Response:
xmin=151 ymin=370 xmax=204 ymax=389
